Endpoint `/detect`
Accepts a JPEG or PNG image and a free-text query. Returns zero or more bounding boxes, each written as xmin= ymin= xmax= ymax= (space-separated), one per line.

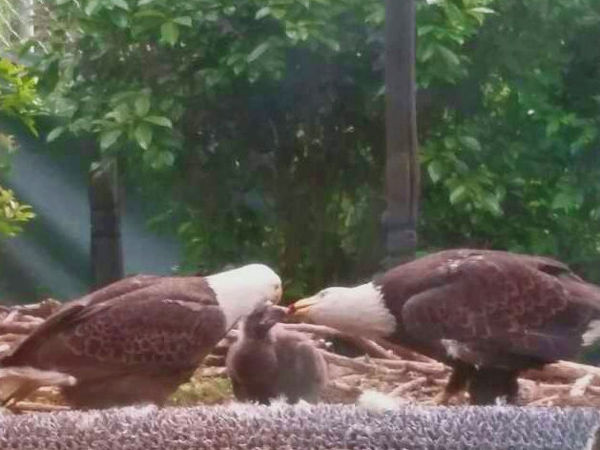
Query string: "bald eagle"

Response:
xmin=290 ymin=249 xmax=600 ymax=404
xmin=226 ymin=304 xmax=327 ymax=404
xmin=0 ymin=264 xmax=282 ymax=409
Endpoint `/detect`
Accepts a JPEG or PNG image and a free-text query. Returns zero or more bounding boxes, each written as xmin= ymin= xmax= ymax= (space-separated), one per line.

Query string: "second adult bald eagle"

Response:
xmin=0 ymin=264 xmax=282 ymax=409
xmin=290 ymin=249 xmax=600 ymax=404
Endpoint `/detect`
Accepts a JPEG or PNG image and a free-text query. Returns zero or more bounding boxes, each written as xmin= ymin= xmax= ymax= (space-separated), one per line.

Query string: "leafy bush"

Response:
xmin=0 ymin=58 xmax=36 ymax=236
xmin=26 ymin=0 xmax=600 ymax=292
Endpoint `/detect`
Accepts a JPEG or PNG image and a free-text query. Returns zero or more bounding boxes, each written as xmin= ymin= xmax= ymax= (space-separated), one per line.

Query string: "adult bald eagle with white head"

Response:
xmin=290 ymin=249 xmax=600 ymax=404
xmin=0 ymin=264 xmax=282 ymax=409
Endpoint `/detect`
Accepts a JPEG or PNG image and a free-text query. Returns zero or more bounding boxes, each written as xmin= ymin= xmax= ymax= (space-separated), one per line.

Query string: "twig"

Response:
xmin=570 ymin=374 xmax=594 ymax=397
xmin=524 ymin=360 xmax=600 ymax=383
xmin=196 ymin=367 xmax=228 ymax=377
xmin=374 ymin=339 xmax=437 ymax=363
xmin=204 ymin=355 xmax=225 ymax=367
xmin=320 ymin=350 xmax=384 ymax=373
xmin=389 ymin=377 xmax=428 ymax=397
xmin=0 ymin=322 xmax=40 ymax=335
xmin=527 ymin=394 xmax=560 ymax=406
xmin=368 ymin=358 xmax=449 ymax=375
xmin=283 ymin=324 xmax=399 ymax=359
xmin=328 ymin=380 xmax=362 ymax=395
xmin=12 ymin=402 xmax=71 ymax=413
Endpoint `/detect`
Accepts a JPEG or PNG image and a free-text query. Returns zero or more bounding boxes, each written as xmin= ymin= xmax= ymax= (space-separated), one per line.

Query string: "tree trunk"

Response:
xmin=89 ymin=158 xmax=123 ymax=289
xmin=381 ymin=0 xmax=420 ymax=270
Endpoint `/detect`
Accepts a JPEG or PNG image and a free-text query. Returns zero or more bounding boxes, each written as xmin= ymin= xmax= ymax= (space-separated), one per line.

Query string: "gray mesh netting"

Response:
xmin=0 ymin=403 xmax=599 ymax=449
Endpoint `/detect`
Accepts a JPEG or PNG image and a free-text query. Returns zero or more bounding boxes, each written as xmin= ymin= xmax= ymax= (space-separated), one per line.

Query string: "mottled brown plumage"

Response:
xmin=1 ymin=264 xmax=282 ymax=409
xmin=292 ymin=249 xmax=600 ymax=404
xmin=227 ymin=304 xmax=327 ymax=404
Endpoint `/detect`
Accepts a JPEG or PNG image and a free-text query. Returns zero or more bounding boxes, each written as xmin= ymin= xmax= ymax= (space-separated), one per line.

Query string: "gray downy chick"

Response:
xmin=226 ymin=304 xmax=328 ymax=405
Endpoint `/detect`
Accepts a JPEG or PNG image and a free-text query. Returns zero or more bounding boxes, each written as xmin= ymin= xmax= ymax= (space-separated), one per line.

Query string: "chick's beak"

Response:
xmin=288 ymin=296 xmax=319 ymax=317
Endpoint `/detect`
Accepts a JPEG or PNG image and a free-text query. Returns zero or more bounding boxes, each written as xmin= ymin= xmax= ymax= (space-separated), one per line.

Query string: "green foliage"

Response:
xmin=168 ymin=375 xmax=232 ymax=406
xmin=0 ymin=58 xmax=39 ymax=135
xmin=0 ymin=186 xmax=35 ymax=236
xmin=27 ymin=0 xmax=600 ymax=290
xmin=419 ymin=0 xmax=600 ymax=281
xmin=0 ymin=58 xmax=37 ymax=237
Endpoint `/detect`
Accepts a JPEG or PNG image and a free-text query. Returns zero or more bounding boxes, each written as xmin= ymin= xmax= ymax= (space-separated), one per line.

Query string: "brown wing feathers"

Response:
xmin=0 ymin=275 xmax=227 ymax=408
xmin=385 ymin=250 xmax=600 ymax=364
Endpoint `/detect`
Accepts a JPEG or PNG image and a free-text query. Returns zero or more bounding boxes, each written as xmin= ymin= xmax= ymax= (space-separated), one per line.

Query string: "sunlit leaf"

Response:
xmin=46 ymin=127 xmax=65 ymax=143
xmin=134 ymin=123 xmax=153 ymax=150
xmin=247 ymin=41 xmax=271 ymax=62
xmin=173 ymin=16 xmax=192 ymax=27
xmin=135 ymin=96 xmax=151 ymax=116
xmin=470 ymin=7 xmax=496 ymax=14
xmin=255 ymin=7 xmax=271 ymax=20
xmin=100 ymin=129 xmax=122 ymax=150
xmin=449 ymin=185 xmax=467 ymax=204
xmin=143 ymin=116 xmax=172 ymax=128
xmin=437 ymin=45 xmax=461 ymax=67
xmin=427 ymin=160 xmax=444 ymax=183
xmin=161 ymin=22 xmax=179 ymax=46
xmin=111 ymin=0 xmax=130 ymax=11
xmin=458 ymin=136 xmax=481 ymax=152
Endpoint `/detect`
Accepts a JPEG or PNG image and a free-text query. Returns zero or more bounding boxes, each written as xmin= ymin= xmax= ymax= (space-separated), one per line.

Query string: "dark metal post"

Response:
xmin=381 ymin=0 xmax=420 ymax=270
xmin=89 ymin=157 xmax=123 ymax=289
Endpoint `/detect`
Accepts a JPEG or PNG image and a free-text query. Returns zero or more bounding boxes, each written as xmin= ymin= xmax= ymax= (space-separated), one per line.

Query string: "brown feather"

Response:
xmin=372 ymin=249 xmax=600 ymax=404
xmin=227 ymin=305 xmax=327 ymax=404
xmin=0 ymin=275 xmax=226 ymax=409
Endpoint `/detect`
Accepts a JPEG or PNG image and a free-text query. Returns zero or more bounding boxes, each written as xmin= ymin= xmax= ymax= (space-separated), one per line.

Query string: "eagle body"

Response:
xmin=292 ymin=249 xmax=600 ymax=404
xmin=227 ymin=305 xmax=327 ymax=404
xmin=1 ymin=264 xmax=282 ymax=409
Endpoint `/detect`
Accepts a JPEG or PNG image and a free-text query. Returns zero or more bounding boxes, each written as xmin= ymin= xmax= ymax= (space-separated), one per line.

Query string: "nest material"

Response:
xmin=3 ymin=300 xmax=600 ymax=412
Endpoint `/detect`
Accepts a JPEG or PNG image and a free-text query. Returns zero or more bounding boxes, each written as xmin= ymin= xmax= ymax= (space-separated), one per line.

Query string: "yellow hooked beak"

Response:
xmin=288 ymin=296 xmax=319 ymax=318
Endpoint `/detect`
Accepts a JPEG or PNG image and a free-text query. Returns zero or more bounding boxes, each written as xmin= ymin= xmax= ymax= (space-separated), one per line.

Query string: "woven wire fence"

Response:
xmin=0 ymin=0 xmax=49 ymax=52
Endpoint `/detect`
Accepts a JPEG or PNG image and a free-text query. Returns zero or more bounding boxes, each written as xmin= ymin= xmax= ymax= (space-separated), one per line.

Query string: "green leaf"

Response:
xmin=85 ymin=0 xmax=100 ymax=15
xmin=135 ymin=96 xmax=151 ymax=116
xmin=317 ymin=36 xmax=340 ymax=52
xmin=100 ymin=129 xmax=122 ymax=150
xmin=158 ymin=151 xmax=175 ymax=166
xmin=458 ymin=136 xmax=482 ymax=152
xmin=111 ymin=0 xmax=130 ymax=11
xmin=449 ymin=185 xmax=467 ymax=204
xmin=419 ymin=43 xmax=435 ymax=62
xmin=110 ymin=11 xmax=129 ymax=28
xmin=247 ymin=41 xmax=271 ymax=63
xmin=546 ymin=120 xmax=560 ymax=137
xmin=437 ymin=45 xmax=461 ymax=67
xmin=480 ymin=193 xmax=502 ymax=216
xmin=46 ymin=127 xmax=65 ymax=143
xmin=143 ymin=116 xmax=172 ymax=128
xmin=470 ymin=7 xmax=496 ymax=14
xmin=161 ymin=22 xmax=179 ymax=46
xmin=134 ymin=123 xmax=153 ymax=150
xmin=134 ymin=9 xmax=165 ymax=19
xmin=173 ymin=16 xmax=192 ymax=27
xmin=427 ymin=160 xmax=444 ymax=183
xmin=138 ymin=0 xmax=155 ymax=5
xmin=417 ymin=25 xmax=435 ymax=36
xmin=56 ymin=0 xmax=71 ymax=4
xmin=255 ymin=7 xmax=271 ymax=20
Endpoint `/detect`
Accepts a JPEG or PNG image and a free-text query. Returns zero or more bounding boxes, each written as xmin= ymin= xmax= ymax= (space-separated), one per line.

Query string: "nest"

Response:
xmin=2 ymin=300 xmax=600 ymax=412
